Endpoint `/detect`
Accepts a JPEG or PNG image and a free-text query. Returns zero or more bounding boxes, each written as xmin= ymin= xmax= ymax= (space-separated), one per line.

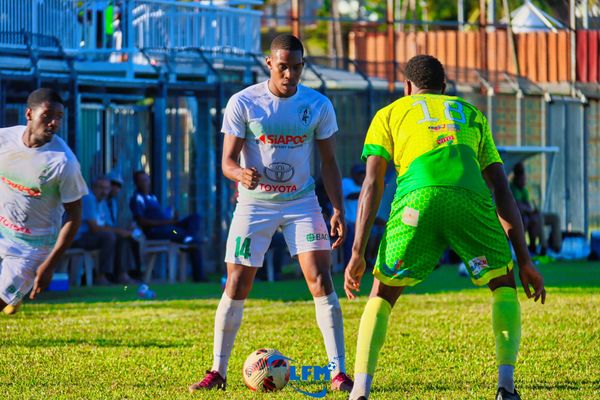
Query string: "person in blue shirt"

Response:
xmin=106 ymin=170 xmax=123 ymax=226
xmin=129 ymin=171 xmax=206 ymax=282
xmin=72 ymin=176 xmax=134 ymax=284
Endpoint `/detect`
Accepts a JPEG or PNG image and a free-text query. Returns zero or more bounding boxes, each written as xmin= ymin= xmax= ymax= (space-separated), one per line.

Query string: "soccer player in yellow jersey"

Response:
xmin=344 ymin=55 xmax=546 ymax=400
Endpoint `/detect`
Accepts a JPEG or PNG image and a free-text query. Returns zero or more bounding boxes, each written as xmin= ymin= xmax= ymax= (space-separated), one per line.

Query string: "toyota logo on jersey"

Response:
xmin=264 ymin=162 xmax=294 ymax=182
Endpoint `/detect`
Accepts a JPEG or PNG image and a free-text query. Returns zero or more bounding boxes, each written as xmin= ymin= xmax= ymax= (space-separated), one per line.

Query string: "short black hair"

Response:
xmin=133 ymin=170 xmax=146 ymax=182
xmin=270 ymin=34 xmax=304 ymax=56
xmin=26 ymin=88 xmax=64 ymax=109
xmin=92 ymin=176 xmax=110 ymax=188
xmin=404 ymin=55 xmax=445 ymax=91
xmin=513 ymin=162 xmax=525 ymax=176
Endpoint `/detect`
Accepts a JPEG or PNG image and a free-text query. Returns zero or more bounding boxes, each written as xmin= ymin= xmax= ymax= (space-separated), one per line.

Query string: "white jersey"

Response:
xmin=222 ymin=81 xmax=338 ymax=202
xmin=0 ymin=126 xmax=88 ymax=259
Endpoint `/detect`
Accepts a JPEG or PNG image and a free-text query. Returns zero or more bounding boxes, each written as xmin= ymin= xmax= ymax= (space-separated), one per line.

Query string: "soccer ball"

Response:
xmin=243 ymin=348 xmax=290 ymax=391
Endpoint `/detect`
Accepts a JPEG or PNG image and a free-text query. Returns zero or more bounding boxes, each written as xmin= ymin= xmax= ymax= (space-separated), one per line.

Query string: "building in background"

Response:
xmin=1 ymin=0 xmax=599 ymax=263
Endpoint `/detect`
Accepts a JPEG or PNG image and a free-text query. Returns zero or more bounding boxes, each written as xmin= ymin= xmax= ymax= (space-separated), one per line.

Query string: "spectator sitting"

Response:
xmin=129 ymin=171 xmax=206 ymax=282
xmin=72 ymin=176 xmax=135 ymax=284
xmin=510 ymin=162 xmax=561 ymax=254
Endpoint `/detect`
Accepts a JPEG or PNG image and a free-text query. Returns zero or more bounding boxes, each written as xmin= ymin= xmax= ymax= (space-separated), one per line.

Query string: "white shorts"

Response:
xmin=225 ymin=195 xmax=331 ymax=267
xmin=0 ymin=255 xmax=40 ymax=305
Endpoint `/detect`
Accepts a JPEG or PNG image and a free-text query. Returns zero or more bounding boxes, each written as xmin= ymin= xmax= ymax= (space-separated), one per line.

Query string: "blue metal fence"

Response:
xmin=0 ymin=0 xmax=262 ymax=55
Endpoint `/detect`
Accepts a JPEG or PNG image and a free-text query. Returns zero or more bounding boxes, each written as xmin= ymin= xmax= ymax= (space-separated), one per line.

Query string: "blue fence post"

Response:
xmin=68 ymin=79 xmax=79 ymax=151
xmin=0 ymin=78 xmax=5 ymax=128
xmin=153 ymin=81 xmax=168 ymax=206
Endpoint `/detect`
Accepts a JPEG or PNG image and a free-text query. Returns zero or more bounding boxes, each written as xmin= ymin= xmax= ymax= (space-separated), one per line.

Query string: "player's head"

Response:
xmin=25 ymin=88 xmax=65 ymax=146
xmin=350 ymin=164 xmax=366 ymax=185
xmin=133 ymin=170 xmax=150 ymax=194
xmin=92 ymin=176 xmax=111 ymax=201
xmin=403 ymin=55 xmax=446 ymax=95
xmin=107 ymin=170 xmax=124 ymax=197
xmin=266 ymin=34 xmax=304 ymax=98
xmin=512 ymin=162 xmax=526 ymax=188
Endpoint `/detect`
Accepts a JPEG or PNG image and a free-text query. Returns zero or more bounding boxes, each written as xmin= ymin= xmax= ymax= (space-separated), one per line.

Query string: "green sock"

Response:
xmin=354 ymin=297 xmax=392 ymax=375
xmin=492 ymin=287 xmax=521 ymax=366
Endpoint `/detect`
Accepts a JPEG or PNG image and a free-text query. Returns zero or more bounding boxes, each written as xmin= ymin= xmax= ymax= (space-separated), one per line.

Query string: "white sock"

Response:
xmin=314 ymin=291 xmax=346 ymax=375
xmin=350 ymin=373 xmax=373 ymax=399
xmin=211 ymin=292 xmax=245 ymax=378
xmin=498 ymin=364 xmax=515 ymax=392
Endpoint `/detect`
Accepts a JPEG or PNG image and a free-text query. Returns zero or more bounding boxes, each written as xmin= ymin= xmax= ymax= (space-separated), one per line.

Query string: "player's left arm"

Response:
xmin=30 ymin=199 xmax=83 ymax=300
xmin=316 ymin=135 xmax=345 ymax=249
xmin=482 ymin=163 xmax=546 ymax=304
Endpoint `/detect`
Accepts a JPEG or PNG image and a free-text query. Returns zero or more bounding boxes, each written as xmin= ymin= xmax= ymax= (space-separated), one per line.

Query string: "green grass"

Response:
xmin=1 ymin=261 xmax=599 ymax=399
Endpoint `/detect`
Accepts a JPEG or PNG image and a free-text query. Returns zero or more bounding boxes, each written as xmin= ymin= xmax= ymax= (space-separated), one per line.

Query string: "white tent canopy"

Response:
xmin=509 ymin=1 xmax=565 ymax=33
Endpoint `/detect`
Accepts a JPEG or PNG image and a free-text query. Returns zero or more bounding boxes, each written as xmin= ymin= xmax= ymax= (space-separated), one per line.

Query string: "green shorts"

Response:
xmin=374 ymin=186 xmax=513 ymax=286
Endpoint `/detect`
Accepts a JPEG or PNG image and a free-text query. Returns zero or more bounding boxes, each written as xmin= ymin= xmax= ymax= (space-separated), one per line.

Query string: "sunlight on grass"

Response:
xmin=1 ymin=261 xmax=598 ymax=399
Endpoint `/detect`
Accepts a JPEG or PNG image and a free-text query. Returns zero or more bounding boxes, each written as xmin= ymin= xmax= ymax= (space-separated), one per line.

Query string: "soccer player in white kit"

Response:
xmin=189 ymin=34 xmax=354 ymax=393
xmin=0 ymin=88 xmax=88 ymax=314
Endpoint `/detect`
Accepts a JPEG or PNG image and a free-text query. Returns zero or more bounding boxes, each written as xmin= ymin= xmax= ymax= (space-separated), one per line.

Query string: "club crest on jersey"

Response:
xmin=298 ymin=105 xmax=312 ymax=126
xmin=264 ymin=162 xmax=295 ymax=183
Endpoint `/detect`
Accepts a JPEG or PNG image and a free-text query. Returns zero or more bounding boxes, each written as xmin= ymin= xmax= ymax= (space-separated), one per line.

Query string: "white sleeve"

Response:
xmin=315 ymin=98 xmax=338 ymax=140
xmin=221 ymin=95 xmax=247 ymax=138
xmin=59 ymin=159 xmax=89 ymax=203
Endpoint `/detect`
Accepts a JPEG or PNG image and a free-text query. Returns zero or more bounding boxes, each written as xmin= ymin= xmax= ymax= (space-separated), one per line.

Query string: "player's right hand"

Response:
xmin=239 ymin=167 xmax=261 ymax=190
xmin=519 ymin=262 xmax=546 ymax=304
xmin=30 ymin=262 xmax=53 ymax=300
xmin=344 ymin=254 xmax=366 ymax=300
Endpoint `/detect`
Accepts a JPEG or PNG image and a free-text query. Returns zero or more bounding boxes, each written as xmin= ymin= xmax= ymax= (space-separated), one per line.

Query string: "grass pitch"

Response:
xmin=1 ymin=261 xmax=599 ymax=399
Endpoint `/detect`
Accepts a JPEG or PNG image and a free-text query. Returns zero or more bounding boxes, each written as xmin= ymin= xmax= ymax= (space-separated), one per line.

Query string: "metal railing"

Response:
xmin=0 ymin=0 xmax=262 ymax=56
xmin=131 ymin=0 xmax=261 ymax=53
xmin=0 ymin=0 xmax=81 ymax=49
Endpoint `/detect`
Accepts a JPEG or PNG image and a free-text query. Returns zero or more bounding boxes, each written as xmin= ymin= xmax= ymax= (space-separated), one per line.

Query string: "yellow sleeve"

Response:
xmin=477 ymin=113 xmax=502 ymax=170
xmin=362 ymin=108 xmax=393 ymax=161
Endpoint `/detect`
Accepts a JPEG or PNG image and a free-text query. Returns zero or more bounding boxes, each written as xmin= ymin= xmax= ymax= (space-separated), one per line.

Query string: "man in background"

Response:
xmin=130 ymin=171 xmax=206 ymax=282
xmin=510 ymin=162 xmax=561 ymax=255
xmin=72 ymin=176 xmax=134 ymax=284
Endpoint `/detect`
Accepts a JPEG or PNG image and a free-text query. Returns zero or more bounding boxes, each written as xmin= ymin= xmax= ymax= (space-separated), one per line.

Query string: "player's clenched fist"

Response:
xmin=239 ymin=167 xmax=261 ymax=190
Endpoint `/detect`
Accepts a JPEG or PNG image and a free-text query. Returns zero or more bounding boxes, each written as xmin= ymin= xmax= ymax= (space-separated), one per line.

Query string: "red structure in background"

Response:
xmin=577 ymin=30 xmax=599 ymax=83
xmin=349 ymin=28 xmax=600 ymax=85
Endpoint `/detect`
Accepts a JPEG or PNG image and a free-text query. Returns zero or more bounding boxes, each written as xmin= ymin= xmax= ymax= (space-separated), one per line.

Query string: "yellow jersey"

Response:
xmin=362 ymin=94 xmax=502 ymax=199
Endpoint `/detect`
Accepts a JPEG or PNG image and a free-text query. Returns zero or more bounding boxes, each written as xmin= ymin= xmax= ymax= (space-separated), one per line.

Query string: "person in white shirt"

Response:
xmin=189 ymin=34 xmax=353 ymax=393
xmin=0 ymin=88 xmax=88 ymax=314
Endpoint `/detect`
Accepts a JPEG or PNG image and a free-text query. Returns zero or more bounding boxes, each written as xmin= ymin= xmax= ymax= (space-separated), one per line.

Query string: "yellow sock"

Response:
xmin=2 ymin=302 xmax=21 ymax=315
xmin=354 ymin=297 xmax=392 ymax=375
xmin=492 ymin=287 xmax=521 ymax=366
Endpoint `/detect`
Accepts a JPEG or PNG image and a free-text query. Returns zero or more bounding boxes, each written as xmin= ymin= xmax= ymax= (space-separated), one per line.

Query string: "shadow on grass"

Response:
xmin=3 ymin=337 xmax=193 ymax=348
xmin=524 ymin=381 xmax=600 ymax=390
xmin=26 ymin=261 xmax=600 ymax=306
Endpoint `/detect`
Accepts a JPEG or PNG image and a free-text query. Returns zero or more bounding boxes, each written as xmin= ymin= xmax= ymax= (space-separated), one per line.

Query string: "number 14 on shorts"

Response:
xmin=235 ymin=236 xmax=252 ymax=258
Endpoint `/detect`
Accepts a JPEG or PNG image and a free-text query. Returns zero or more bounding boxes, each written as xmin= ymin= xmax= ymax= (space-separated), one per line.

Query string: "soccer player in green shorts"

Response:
xmin=344 ymin=55 xmax=546 ymax=400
